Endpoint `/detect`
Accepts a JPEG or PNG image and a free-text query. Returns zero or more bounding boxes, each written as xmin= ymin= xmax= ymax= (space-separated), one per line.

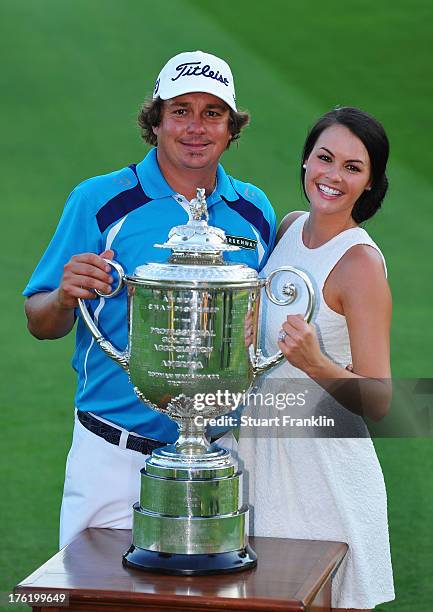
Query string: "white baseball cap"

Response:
xmin=153 ymin=51 xmax=237 ymax=111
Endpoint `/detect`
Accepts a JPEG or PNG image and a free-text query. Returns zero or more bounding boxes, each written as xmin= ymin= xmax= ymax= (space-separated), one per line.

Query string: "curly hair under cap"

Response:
xmin=138 ymin=97 xmax=250 ymax=148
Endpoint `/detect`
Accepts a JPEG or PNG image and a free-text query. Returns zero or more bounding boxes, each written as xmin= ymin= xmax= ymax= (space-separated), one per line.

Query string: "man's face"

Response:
xmin=152 ymin=93 xmax=232 ymax=172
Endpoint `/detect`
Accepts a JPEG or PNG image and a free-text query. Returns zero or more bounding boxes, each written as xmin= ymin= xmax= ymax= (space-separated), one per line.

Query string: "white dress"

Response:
xmin=238 ymin=213 xmax=395 ymax=609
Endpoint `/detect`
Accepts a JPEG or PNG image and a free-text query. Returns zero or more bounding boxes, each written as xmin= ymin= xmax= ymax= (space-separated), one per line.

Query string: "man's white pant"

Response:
xmin=59 ymin=413 xmax=148 ymax=549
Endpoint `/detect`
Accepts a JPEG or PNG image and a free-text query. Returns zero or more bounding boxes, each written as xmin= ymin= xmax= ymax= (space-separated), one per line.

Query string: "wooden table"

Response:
xmin=16 ymin=528 xmax=347 ymax=611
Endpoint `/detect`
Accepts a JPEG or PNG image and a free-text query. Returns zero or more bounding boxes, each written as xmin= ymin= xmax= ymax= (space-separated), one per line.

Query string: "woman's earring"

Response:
xmin=302 ymin=164 xmax=307 ymax=169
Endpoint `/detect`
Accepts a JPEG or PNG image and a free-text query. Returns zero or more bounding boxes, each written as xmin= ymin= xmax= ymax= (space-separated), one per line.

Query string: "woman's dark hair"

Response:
xmin=301 ymin=107 xmax=390 ymax=223
xmin=138 ymin=97 xmax=250 ymax=148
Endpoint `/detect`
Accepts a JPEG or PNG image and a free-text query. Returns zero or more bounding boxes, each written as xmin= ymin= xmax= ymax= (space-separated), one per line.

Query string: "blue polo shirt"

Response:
xmin=23 ymin=148 xmax=276 ymax=440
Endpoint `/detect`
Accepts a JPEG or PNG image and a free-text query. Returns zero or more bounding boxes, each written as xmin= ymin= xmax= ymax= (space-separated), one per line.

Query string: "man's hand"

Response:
xmin=25 ymin=249 xmax=115 ymax=340
xmin=57 ymin=249 xmax=114 ymax=309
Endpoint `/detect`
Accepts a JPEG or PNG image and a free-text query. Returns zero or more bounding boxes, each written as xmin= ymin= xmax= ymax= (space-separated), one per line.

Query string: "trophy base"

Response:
xmin=122 ymin=544 xmax=257 ymax=575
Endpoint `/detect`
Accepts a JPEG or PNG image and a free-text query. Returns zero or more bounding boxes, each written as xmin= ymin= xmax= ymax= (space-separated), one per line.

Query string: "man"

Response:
xmin=24 ymin=50 xmax=276 ymax=548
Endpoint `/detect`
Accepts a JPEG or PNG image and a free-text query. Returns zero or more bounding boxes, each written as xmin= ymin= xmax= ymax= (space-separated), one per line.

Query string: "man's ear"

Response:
xmin=152 ymin=125 xmax=159 ymax=136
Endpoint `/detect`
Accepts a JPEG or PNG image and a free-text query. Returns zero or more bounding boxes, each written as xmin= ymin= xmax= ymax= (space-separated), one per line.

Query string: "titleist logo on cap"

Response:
xmin=172 ymin=62 xmax=230 ymax=87
xmin=153 ymin=51 xmax=237 ymax=111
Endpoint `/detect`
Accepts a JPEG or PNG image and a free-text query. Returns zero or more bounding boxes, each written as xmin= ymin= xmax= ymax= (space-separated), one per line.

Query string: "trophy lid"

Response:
xmin=128 ymin=188 xmax=259 ymax=285
xmin=154 ymin=188 xmax=239 ymax=264
xmin=155 ymin=218 xmax=238 ymax=259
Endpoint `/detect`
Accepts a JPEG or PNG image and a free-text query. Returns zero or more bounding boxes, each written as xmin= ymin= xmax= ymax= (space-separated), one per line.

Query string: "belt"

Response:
xmin=77 ymin=410 xmax=163 ymax=455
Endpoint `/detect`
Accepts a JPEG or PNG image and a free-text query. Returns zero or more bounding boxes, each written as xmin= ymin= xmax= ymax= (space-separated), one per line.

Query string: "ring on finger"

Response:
xmin=278 ymin=329 xmax=287 ymax=342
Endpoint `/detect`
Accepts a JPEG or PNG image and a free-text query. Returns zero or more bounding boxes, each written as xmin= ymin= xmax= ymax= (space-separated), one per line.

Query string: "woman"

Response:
xmin=239 ymin=107 xmax=395 ymax=611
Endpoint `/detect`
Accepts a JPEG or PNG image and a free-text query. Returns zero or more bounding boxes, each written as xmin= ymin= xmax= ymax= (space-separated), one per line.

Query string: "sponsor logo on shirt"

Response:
xmin=225 ymin=235 xmax=257 ymax=250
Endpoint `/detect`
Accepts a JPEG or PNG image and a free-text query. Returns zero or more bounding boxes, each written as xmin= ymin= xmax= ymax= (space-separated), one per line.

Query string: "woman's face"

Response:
xmin=304 ymin=124 xmax=371 ymax=219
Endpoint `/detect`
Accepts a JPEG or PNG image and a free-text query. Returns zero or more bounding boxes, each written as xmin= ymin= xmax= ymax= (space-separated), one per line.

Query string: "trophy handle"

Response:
xmin=77 ymin=258 xmax=130 ymax=371
xmin=251 ymin=266 xmax=315 ymax=375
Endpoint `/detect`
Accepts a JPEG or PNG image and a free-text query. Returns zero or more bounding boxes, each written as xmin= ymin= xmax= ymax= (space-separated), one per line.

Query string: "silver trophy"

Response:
xmin=78 ymin=188 xmax=315 ymax=574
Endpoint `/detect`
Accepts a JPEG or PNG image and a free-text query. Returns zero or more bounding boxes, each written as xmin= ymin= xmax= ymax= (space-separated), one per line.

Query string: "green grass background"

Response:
xmin=1 ymin=0 xmax=432 ymax=610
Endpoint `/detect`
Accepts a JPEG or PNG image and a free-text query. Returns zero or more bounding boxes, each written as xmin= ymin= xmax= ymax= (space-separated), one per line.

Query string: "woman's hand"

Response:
xmin=277 ymin=314 xmax=326 ymax=375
